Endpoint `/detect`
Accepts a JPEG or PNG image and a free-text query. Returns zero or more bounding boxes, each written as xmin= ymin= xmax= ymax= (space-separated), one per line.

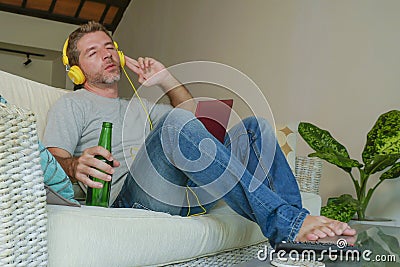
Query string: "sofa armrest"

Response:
xmin=0 ymin=104 xmax=48 ymax=265
xmin=301 ymin=192 xmax=321 ymax=216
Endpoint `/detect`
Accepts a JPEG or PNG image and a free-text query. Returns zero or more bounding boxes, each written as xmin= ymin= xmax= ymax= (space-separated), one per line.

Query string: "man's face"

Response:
xmin=77 ymin=31 xmax=121 ymax=85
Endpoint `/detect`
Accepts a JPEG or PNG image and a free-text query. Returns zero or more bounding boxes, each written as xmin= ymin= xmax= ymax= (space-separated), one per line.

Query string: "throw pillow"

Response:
xmin=276 ymin=123 xmax=298 ymax=173
xmin=0 ymin=95 xmax=7 ymax=104
xmin=38 ymin=141 xmax=79 ymax=204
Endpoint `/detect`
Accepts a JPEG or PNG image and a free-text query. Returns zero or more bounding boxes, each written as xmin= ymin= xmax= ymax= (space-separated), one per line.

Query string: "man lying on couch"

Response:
xmin=43 ymin=21 xmax=355 ymax=246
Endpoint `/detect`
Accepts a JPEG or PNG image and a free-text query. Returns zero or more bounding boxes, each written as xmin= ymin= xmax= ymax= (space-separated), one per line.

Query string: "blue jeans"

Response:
xmin=112 ymin=109 xmax=309 ymax=245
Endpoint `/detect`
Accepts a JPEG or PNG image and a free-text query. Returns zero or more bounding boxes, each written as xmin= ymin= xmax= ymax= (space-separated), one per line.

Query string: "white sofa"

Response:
xmin=0 ymin=70 xmax=321 ymax=266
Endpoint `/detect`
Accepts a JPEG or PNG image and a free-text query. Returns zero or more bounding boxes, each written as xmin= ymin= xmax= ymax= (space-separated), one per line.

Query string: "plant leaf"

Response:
xmin=298 ymin=122 xmax=362 ymax=172
xmin=364 ymin=154 xmax=400 ymax=175
xmin=380 ymin=162 xmax=400 ymax=180
xmin=309 ymin=152 xmax=361 ymax=172
xmin=362 ymin=110 xmax=400 ymax=169
xmin=299 ymin=122 xmax=349 ymax=156
xmin=320 ymin=194 xmax=358 ymax=222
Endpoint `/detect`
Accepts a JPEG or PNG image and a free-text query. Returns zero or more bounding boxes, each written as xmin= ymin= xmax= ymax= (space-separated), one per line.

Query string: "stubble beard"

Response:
xmin=85 ymin=65 xmax=121 ymax=85
xmin=97 ymin=68 xmax=121 ymax=84
xmin=102 ymin=69 xmax=121 ymax=84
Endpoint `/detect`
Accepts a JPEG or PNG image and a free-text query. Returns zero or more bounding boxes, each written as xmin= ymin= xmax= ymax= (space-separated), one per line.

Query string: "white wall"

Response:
xmin=115 ymin=0 xmax=400 ymax=221
xmin=0 ymin=11 xmax=77 ymax=88
xmin=0 ymin=53 xmax=53 ymax=85
xmin=0 ymin=11 xmax=77 ymax=52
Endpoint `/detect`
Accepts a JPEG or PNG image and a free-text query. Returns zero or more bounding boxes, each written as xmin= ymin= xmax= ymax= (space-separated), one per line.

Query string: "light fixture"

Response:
xmin=23 ymin=54 xmax=32 ymax=66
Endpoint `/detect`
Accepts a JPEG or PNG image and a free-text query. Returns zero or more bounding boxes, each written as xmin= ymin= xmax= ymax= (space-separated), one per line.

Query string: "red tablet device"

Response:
xmin=195 ymin=99 xmax=233 ymax=143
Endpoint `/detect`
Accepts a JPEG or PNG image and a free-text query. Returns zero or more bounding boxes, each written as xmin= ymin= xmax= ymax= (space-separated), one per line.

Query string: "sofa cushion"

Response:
xmin=0 ymin=95 xmax=7 ymax=104
xmin=46 ymin=201 xmax=265 ymax=266
xmin=0 ymin=70 xmax=69 ymax=140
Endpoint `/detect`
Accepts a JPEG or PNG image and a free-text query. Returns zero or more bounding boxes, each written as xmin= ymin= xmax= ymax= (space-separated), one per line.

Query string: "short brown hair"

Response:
xmin=67 ymin=21 xmax=112 ymax=66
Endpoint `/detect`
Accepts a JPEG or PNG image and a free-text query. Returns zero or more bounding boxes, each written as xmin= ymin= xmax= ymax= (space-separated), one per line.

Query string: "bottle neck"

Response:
xmin=98 ymin=125 xmax=112 ymax=152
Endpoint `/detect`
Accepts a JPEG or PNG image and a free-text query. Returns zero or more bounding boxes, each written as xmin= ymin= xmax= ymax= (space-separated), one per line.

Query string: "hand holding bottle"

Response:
xmin=75 ymin=146 xmax=120 ymax=188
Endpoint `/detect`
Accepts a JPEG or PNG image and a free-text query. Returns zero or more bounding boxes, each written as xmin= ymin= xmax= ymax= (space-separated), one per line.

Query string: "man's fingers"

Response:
xmin=74 ymin=146 xmax=116 ymax=188
xmin=84 ymin=146 xmax=114 ymax=162
xmin=76 ymin=163 xmax=112 ymax=188
xmin=125 ymin=55 xmax=139 ymax=66
xmin=113 ymin=159 xmax=121 ymax=167
xmin=124 ymin=56 xmax=142 ymax=74
xmin=138 ymin=57 xmax=145 ymax=69
xmin=88 ymin=167 xmax=112 ymax=182
xmin=137 ymin=57 xmax=155 ymax=73
xmin=76 ymin=173 xmax=103 ymax=188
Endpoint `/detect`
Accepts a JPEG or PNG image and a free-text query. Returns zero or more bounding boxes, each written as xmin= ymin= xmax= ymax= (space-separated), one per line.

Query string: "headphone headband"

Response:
xmin=62 ymin=38 xmax=70 ymax=66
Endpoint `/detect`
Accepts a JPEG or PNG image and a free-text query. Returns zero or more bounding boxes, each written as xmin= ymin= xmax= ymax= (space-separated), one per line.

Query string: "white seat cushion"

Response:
xmin=46 ymin=192 xmax=320 ymax=267
xmin=46 ymin=202 xmax=265 ymax=266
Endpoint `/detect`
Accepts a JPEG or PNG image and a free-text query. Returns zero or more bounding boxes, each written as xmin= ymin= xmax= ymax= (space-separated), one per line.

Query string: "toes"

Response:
xmin=312 ymin=229 xmax=328 ymax=239
xmin=343 ymin=227 xmax=357 ymax=236
xmin=328 ymin=221 xmax=343 ymax=235
xmin=295 ymin=215 xmax=356 ymax=244
xmin=327 ymin=221 xmax=354 ymax=236
xmin=306 ymin=233 xmax=319 ymax=241
xmin=321 ymin=226 xmax=336 ymax=237
xmin=319 ymin=216 xmax=330 ymax=223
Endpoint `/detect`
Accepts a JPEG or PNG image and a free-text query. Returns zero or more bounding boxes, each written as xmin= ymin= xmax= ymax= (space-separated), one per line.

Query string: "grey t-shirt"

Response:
xmin=43 ymin=89 xmax=172 ymax=204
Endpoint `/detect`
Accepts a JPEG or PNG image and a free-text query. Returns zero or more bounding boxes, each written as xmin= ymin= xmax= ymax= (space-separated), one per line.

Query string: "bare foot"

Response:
xmin=295 ymin=215 xmax=356 ymax=242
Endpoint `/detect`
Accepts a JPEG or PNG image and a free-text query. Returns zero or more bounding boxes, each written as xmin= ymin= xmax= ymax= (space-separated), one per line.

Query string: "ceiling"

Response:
xmin=0 ymin=0 xmax=131 ymax=33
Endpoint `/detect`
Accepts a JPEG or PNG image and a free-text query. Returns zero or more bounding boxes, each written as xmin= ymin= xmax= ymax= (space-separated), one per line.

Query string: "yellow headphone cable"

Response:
xmin=121 ymin=66 xmax=154 ymax=130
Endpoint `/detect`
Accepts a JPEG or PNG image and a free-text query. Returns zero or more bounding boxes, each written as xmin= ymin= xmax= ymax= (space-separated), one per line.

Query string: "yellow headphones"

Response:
xmin=62 ymin=38 xmax=125 ymax=85
xmin=62 ymin=36 xmax=154 ymax=130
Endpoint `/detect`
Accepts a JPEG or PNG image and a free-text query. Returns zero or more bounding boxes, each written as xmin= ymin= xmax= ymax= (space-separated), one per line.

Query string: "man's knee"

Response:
xmin=242 ymin=116 xmax=274 ymax=134
xmin=158 ymin=108 xmax=196 ymax=129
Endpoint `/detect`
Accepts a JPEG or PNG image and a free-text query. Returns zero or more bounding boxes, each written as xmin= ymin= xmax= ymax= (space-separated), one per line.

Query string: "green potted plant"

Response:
xmin=298 ymin=110 xmax=400 ymax=221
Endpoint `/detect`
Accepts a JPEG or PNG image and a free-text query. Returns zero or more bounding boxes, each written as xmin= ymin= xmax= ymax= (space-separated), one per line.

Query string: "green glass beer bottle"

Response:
xmin=86 ymin=122 xmax=113 ymax=207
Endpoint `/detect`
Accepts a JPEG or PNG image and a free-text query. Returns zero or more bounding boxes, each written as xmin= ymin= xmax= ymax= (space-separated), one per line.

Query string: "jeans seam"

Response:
xmin=224 ymin=131 xmax=246 ymax=148
xmin=287 ymin=209 xmax=310 ymax=241
xmin=229 ymin=127 xmax=276 ymax=192
xmin=250 ymin=139 xmax=276 ymax=192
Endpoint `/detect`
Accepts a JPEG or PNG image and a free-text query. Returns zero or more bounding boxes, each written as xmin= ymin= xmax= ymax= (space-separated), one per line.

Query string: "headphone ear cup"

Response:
xmin=118 ymin=50 xmax=125 ymax=68
xmin=68 ymin=65 xmax=86 ymax=85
